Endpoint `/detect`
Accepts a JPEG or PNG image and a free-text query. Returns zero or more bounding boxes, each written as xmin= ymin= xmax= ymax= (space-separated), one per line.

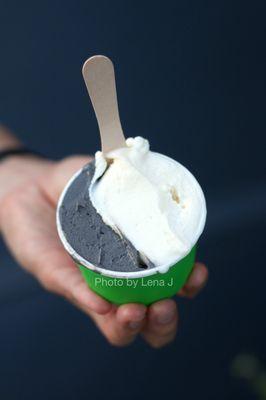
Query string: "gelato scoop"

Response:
xmin=90 ymin=136 xmax=206 ymax=269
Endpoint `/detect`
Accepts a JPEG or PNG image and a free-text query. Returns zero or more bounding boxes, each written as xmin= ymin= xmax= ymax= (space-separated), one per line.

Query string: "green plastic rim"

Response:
xmin=79 ymin=246 xmax=196 ymax=305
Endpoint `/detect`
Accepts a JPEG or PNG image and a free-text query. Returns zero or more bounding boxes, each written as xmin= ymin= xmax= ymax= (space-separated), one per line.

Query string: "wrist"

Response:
xmin=0 ymin=127 xmax=49 ymax=171
xmin=0 ymin=147 xmax=46 ymax=166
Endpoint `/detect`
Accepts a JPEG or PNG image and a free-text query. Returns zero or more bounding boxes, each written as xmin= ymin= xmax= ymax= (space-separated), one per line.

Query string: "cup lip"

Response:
xmin=56 ymin=158 xmax=206 ymax=279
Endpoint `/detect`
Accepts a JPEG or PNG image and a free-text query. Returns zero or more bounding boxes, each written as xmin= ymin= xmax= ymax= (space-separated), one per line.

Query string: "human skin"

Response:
xmin=0 ymin=126 xmax=208 ymax=347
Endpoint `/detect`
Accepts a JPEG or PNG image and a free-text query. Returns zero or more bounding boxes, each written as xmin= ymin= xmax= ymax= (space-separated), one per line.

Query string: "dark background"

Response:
xmin=0 ymin=1 xmax=265 ymax=399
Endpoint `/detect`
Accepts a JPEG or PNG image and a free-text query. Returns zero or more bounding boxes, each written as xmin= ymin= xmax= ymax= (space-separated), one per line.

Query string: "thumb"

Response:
xmin=40 ymin=155 xmax=92 ymax=206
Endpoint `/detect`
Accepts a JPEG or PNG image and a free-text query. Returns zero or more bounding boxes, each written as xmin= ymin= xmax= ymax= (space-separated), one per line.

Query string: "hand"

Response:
xmin=0 ymin=154 xmax=208 ymax=348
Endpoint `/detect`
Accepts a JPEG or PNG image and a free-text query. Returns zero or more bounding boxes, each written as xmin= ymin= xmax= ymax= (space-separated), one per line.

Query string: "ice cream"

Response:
xmin=90 ymin=136 xmax=206 ymax=269
xmin=57 ymin=136 xmax=206 ymax=275
xmin=58 ymin=160 xmax=154 ymax=273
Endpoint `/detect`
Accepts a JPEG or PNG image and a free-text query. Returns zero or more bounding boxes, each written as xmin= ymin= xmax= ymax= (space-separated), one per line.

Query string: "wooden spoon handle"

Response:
xmin=82 ymin=55 xmax=126 ymax=154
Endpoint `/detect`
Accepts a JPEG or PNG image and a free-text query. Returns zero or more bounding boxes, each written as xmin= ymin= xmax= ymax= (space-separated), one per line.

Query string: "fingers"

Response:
xmin=90 ymin=303 xmax=147 ymax=347
xmin=141 ymin=299 xmax=178 ymax=348
xmin=60 ymin=288 xmax=147 ymax=347
xmin=140 ymin=263 xmax=208 ymax=348
xmin=48 ymin=266 xmax=147 ymax=347
xmin=178 ymin=262 xmax=208 ymax=298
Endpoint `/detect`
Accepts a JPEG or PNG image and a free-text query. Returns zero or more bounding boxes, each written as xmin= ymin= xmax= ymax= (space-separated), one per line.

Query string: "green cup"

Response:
xmin=78 ymin=246 xmax=196 ymax=305
xmin=56 ymin=164 xmax=204 ymax=306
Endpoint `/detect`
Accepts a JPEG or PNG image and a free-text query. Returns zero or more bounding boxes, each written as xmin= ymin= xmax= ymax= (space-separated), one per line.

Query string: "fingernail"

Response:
xmin=126 ymin=308 xmax=146 ymax=330
xmin=128 ymin=321 xmax=142 ymax=330
xmin=156 ymin=309 xmax=175 ymax=325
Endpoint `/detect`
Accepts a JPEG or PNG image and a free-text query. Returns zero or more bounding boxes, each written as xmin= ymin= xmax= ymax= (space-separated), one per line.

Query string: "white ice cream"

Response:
xmin=90 ymin=137 xmax=206 ymax=270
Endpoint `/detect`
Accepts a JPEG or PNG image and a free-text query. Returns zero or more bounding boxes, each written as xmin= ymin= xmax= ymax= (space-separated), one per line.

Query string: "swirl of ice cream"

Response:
xmin=89 ymin=136 xmax=206 ymax=269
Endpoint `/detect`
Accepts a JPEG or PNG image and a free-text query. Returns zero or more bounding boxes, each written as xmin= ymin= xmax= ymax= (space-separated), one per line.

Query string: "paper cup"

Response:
xmin=57 ymin=162 xmax=204 ymax=305
xmin=77 ymin=246 xmax=196 ymax=305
